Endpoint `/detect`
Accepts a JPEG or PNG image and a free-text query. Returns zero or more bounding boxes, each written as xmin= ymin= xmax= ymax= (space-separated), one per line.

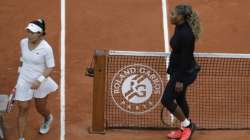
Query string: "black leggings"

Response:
xmin=161 ymin=74 xmax=197 ymax=118
xmin=161 ymin=80 xmax=190 ymax=118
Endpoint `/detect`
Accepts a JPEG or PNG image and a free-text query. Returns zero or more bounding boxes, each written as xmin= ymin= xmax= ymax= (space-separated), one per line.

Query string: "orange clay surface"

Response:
xmin=1 ymin=0 xmax=250 ymax=140
xmin=0 ymin=0 xmax=60 ymax=140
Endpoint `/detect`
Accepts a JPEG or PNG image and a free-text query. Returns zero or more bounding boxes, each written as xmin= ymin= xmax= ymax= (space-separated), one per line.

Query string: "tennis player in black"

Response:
xmin=161 ymin=4 xmax=201 ymax=140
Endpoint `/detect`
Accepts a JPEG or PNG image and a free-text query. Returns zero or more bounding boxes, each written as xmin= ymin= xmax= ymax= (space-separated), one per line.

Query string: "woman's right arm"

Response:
xmin=18 ymin=39 xmax=25 ymax=74
xmin=17 ymin=57 xmax=23 ymax=74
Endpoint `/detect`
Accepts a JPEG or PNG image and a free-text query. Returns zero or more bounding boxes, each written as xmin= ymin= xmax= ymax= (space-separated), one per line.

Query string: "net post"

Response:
xmin=89 ymin=50 xmax=107 ymax=134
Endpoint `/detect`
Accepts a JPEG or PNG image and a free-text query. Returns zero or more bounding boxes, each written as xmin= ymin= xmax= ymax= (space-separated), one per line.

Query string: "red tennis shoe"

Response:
xmin=180 ymin=123 xmax=196 ymax=140
xmin=167 ymin=129 xmax=183 ymax=139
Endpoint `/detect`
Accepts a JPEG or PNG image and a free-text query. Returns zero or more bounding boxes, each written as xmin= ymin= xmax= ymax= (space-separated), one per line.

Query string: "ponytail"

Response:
xmin=176 ymin=4 xmax=201 ymax=40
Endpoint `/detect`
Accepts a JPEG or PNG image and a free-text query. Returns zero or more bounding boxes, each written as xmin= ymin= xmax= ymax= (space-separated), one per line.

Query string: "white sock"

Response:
xmin=181 ymin=119 xmax=191 ymax=128
xmin=180 ymin=125 xmax=184 ymax=130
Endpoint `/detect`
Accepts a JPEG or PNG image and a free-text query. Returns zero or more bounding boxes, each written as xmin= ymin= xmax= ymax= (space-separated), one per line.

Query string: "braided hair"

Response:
xmin=175 ymin=4 xmax=201 ymax=40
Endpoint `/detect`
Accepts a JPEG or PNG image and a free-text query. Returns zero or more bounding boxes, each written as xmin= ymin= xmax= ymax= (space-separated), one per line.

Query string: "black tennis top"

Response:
xmin=168 ymin=22 xmax=196 ymax=82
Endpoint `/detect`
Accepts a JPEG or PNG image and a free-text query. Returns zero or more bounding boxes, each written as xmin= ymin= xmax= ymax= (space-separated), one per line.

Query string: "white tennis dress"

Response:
xmin=15 ymin=38 xmax=58 ymax=101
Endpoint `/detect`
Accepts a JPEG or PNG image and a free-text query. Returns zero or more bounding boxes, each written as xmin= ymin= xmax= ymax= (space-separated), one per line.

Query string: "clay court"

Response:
xmin=0 ymin=0 xmax=250 ymax=140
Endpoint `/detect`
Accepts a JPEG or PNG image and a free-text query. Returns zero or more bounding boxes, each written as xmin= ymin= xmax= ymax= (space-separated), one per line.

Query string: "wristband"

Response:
xmin=37 ymin=75 xmax=46 ymax=83
xmin=18 ymin=57 xmax=23 ymax=73
xmin=17 ymin=67 xmax=21 ymax=73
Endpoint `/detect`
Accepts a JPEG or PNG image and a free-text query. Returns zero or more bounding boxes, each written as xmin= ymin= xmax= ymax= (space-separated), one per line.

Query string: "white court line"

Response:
xmin=161 ymin=0 xmax=175 ymax=125
xmin=161 ymin=0 xmax=170 ymax=53
xmin=60 ymin=0 xmax=66 ymax=140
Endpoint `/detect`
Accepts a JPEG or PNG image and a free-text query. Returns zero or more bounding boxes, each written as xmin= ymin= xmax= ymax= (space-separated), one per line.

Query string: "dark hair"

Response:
xmin=30 ymin=19 xmax=46 ymax=35
xmin=175 ymin=4 xmax=201 ymax=40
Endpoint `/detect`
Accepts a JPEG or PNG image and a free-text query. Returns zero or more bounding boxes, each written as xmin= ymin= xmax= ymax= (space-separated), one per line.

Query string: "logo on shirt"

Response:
xmin=111 ymin=64 xmax=163 ymax=115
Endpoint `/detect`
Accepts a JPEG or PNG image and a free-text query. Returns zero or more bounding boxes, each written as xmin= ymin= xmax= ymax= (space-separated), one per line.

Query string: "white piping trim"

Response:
xmin=109 ymin=50 xmax=250 ymax=59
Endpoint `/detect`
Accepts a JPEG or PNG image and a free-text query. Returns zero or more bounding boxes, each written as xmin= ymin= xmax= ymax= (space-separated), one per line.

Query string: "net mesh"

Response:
xmin=104 ymin=51 xmax=250 ymax=129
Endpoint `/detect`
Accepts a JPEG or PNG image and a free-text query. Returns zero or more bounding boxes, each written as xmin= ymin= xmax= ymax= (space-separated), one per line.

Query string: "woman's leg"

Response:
xmin=17 ymin=101 xmax=30 ymax=138
xmin=35 ymin=95 xmax=54 ymax=134
xmin=161 ymin=80 xmax=186 ymax=122
xmin=162 ymin=80 xmax=187 ymax=139
xmin=176 ymin=73 xmax=197 ymax=119
xmin=35 ymin=95 xmax=50 ymax=121
xmin=176 ymin=86 xmax=189 ymax=118
xmin=174 ymin=84 xmax=196 ymax=140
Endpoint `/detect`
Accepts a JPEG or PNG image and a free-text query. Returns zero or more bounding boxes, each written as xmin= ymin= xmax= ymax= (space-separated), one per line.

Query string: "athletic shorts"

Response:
xmin=15 ymin=77 xmax=58 ymax=101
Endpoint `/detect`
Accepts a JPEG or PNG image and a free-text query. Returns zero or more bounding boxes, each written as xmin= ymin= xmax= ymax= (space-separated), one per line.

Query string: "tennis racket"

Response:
xmin=160 ymin=106 xmax=179 ymax=127
xmin=0 ymin=115 xmax=5 ymax=140
xmin=6 ymin=88 xmax=16 ymax=113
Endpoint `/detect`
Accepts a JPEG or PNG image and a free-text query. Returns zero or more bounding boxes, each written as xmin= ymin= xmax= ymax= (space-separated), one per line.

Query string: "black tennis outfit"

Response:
xmin=161 ymin=21 xmax=199 ymax=118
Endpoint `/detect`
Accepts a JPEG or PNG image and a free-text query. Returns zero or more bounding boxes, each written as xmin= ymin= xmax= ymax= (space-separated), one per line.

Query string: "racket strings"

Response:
xmin=161 ymin=107 xmax=179 ymax=127
xmin=6 ymin=88 xmax=16 ymax=112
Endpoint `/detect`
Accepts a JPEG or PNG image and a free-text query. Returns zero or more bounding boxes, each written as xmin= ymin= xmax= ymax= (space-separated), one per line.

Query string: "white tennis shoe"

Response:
xmin=39 ymin=114 xmax=53 ymax=134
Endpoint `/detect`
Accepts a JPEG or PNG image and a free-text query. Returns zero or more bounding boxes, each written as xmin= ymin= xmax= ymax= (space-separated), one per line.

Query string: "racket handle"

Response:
xmin=6 ymin=88 xmax=16 ymax=112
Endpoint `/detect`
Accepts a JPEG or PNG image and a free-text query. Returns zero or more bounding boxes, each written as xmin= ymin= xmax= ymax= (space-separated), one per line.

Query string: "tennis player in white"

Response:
xmin=16 ymin=19 xmax=58 ymax=140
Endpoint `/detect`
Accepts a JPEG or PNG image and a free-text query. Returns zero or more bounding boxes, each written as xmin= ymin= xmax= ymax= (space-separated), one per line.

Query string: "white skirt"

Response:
xmin=15 ymin=77 xmax=58 ymax=101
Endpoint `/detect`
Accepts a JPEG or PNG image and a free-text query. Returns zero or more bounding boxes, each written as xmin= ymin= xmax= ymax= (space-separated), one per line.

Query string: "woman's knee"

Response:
xmin=161 ymin=81 xmax=178 ymax=113
xmin=18 ymin=102 xmax=30 ymax=115
xmin=161 ymin=93 xmax=177 ymax=114
xmin=35 ymin=98 xmax=48 ymax=112
xmin=164 ymin=100 xmax=177 ymax=114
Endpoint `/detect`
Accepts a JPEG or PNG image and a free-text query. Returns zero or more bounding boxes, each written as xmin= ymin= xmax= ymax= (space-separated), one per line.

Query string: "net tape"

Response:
xmin=109 ymin=50 xmax=250 ymax=58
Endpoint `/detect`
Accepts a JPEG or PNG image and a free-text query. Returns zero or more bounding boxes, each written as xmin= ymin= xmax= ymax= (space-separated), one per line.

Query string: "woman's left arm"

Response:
xmin=31 ymin=67 xmax=54 ymax=90
xmin=43 ymin=46 xmax=55 ymax=78
xmin=31 ymin=46 xmax=55 ymax=90
xmin=42 ymin=67 xmax=54 ymax=78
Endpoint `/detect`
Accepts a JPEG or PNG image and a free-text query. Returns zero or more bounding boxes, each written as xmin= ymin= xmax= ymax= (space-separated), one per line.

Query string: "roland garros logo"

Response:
xmin=111 ymin=64 xmax=163 ymax=115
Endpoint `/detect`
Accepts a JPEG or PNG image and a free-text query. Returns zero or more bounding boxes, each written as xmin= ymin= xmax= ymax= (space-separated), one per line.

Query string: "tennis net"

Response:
xmin=92 ymin=50 xmax=250 ymax=131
